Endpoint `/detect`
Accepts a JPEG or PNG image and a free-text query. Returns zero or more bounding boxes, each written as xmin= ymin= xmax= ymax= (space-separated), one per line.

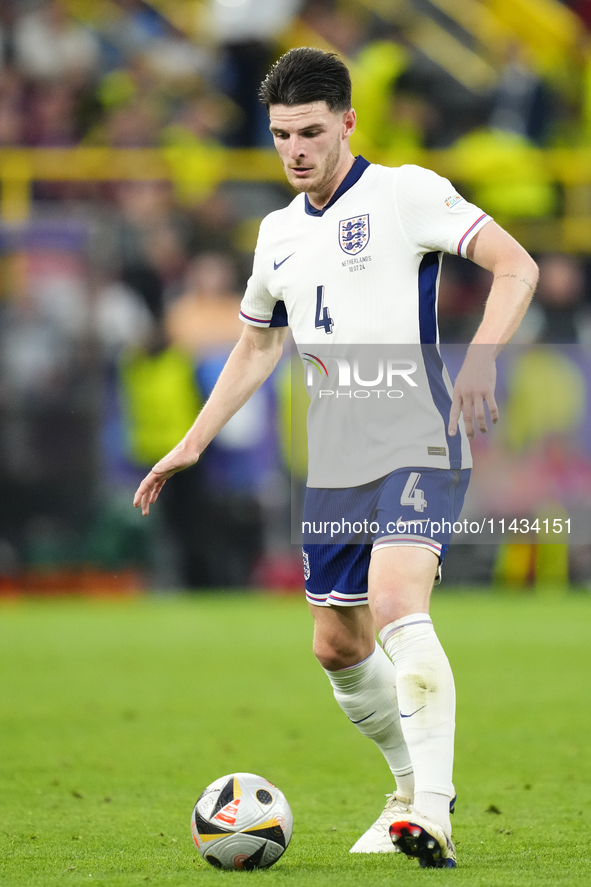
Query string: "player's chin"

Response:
xmin=286 ymin=169 xmax=315 ymax=191
xmin=290 ymin=181 xmax=311 ymax=194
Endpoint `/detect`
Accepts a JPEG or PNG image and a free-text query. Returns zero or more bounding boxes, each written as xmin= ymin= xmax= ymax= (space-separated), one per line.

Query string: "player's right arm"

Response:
xmin=133 ymin=323 xmax=288 ymax=515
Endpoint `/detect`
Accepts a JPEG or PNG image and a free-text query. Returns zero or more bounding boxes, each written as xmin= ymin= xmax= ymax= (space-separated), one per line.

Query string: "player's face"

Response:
xmin=269 ymin=102 xmax=356 ymax=206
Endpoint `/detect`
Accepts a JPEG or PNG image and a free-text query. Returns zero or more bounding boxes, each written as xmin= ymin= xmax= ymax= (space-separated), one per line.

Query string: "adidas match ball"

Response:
xmin=191 ymin=772 xmax=293 ymax=870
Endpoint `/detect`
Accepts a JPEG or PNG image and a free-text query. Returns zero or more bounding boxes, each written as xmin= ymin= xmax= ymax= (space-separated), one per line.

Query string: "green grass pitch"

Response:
xmin=1 ymin=590 xmax=590 ymax=886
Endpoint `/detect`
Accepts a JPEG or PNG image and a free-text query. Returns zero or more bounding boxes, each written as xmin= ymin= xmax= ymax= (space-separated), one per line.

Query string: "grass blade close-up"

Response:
xmin=1 ymin=591 xmax=590 ymax=887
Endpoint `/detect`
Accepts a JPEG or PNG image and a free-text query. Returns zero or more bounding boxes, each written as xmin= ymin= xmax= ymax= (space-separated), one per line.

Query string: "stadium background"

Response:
xmin=0 ymin=0 xmax=591 ymax=594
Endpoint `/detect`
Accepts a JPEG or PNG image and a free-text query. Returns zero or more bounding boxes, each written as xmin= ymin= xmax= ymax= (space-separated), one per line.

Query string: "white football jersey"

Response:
xmin=240 ymin=158 xmax=492 ymax=487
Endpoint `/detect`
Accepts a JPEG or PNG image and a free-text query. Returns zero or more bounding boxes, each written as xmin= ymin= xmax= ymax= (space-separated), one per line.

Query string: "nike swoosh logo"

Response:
xmin=400 ymin=706 xmax=426 ymax=718
xmin=273 ymin=253 xmax=294 ymax=270
xmin=348 ymin=710 xmax=376 ymax=724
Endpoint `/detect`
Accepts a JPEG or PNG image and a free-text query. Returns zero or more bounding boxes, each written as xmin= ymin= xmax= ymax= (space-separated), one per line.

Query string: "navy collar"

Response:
xmin=304 ymin=155 xmax=370 ymax=217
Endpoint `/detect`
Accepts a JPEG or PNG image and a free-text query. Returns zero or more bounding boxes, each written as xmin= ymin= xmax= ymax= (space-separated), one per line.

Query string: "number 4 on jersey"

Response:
xmin=315 ymin=285 xmax=333 ymax=334
xmin=400 ymin=472 xmax=427 ymax=512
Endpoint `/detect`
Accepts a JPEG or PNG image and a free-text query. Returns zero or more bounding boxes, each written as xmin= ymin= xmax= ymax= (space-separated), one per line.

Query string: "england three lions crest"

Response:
xmin=339 ymin=214 xmax=370 ymax=255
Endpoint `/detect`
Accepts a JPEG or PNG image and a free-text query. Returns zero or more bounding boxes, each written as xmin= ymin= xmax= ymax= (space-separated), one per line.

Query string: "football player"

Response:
xmin=134 ymin=48 xmax=537 ymax=868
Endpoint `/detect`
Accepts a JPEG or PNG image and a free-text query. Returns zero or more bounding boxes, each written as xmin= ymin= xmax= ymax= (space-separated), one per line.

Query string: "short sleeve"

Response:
xmin=395 ymin=164 xmax=492 ymax=258
xmin=239 ymin=216 xmax=288 ymax=328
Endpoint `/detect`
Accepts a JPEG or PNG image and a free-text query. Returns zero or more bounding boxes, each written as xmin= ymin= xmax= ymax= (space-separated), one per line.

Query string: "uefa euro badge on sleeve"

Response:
xmin=339 ymin=214 xmax=370 ymax=255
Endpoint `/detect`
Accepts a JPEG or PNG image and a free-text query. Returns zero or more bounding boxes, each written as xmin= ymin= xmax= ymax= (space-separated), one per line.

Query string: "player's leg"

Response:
xmin=310 ymin=598 xmax=375 ymax=669
xmin=368 ymin=545 xmax=457 ymax=867
xmin=307 ymin=592 xmax=415 ymax=851
xmin=311 ymin=604 xmax=415 ymax=850
xmin=304 ymin=542 xmax=414 ymax=799
xmin=301 ymin=489 xmax=414 ymax=852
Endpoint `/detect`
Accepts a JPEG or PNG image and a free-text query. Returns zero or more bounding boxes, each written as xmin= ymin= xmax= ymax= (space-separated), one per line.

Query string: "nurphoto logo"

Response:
xmin=302 ymin=353 xmax=418 ymax=399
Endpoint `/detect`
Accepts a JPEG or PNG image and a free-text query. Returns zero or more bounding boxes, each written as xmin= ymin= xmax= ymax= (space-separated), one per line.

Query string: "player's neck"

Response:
xmin=307 ymin=152 xmax=356 ymax=210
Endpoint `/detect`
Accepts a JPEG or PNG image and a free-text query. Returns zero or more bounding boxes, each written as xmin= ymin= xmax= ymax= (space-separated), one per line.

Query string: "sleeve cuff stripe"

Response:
xmin=457 ymin=214 xmax=489 ymax=256
xmin=240 ymin=311 xmax=271 ymax=326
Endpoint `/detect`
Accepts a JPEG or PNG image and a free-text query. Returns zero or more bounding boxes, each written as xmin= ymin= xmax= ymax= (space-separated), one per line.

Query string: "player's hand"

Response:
xmin=133 ymin=441 xmax=200 ymax=516
xmin=448 ymin=346 xmax=498 ymax=438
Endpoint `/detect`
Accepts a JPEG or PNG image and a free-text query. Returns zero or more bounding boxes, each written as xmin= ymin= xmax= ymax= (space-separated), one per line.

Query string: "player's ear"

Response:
xmin=342 ymin=108 xmax=356 ymax=139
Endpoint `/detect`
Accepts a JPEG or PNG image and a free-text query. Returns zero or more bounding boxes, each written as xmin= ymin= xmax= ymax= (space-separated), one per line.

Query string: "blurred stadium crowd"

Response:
xmin=1 ymin=0 xmax=591 ymax=593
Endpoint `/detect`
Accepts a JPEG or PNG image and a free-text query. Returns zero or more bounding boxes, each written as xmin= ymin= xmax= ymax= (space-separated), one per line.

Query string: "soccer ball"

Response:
xmin=191 ymin=772 xmax=293 ymax=870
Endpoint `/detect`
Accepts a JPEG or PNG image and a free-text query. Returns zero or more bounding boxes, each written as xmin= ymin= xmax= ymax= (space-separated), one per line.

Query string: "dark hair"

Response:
xmin=258 ymin=47 xmax=352 ymax=113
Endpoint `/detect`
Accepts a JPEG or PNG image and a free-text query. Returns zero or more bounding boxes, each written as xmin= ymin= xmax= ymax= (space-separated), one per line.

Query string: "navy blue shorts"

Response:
xmin=302 ymin=467 xmax=470 ymax=607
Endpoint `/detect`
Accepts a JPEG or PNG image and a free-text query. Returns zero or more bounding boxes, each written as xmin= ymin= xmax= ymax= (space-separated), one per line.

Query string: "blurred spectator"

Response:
xmin=522 ymin=253 xmax=591 ymax=344
xmin=113 ymin=0 xmax=170 ymax=45
xmin=195 ymin=348 xmax=278 ymax=587
xmin=165 ymin=250 xmax=280 ymax=586
xmin=159 ymin=96 xmax=232 ymax=208
xmin=24 ymin=82 xmax=77 ymax=146
xmin=301 ymin=0 xmax=368 ymax=55
xmin=113 ymin=180 xmax=192 ymax=297
xmin=450 ymin=127 xmax=557 ymax=222
xmin=165 ymin=251 xmax=243 ymax=354
xmin=489 ymin=43 xmax=554 ymax=146
xmin=102 ymin=248 xmax=272 ymax=589
xmin=0 ymin=221 xmax=96 ymax=568
xmin=107 ymin=0 xmax=209 ymax=79
xmin=180 ymin=190 xmax=250 ymax=271
xmin=0 ymin=66 xmax=22 ymax=106
xmin=104 ymin=100 xmax=160 ymax=147
xmin=0 ymin=98 xmax=22 ymax=144
xmin=161 ymin=94 xmax=233 ymax=147
xmin=0 ymin=66 xmax=25 ymax=145
xmin=13 ymin=0 xmax=101 ymax=84
xmin=379 ymin=88 xmax=436 ymax=160
xmin=351 ymin=40 xmax=410 ymax=155
xmin=116 ymin=323 xmax=211 ymax=588
xmin=211 ymin=0 xmax=302 ymax=47
xmin=98 ymin=261 xmax=208 ymax=588
xmin=94 ymin=277 xmax=154 ymax=362
xmin=211 ymin=0 xmax=305 ymax=146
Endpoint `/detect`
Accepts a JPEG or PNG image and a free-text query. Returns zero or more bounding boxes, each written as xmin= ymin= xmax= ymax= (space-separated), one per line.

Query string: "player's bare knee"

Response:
xmin=314 ymin=645 xmax=356 ymax=671
xmin=313 ymin=633 xmax=367 ymax=671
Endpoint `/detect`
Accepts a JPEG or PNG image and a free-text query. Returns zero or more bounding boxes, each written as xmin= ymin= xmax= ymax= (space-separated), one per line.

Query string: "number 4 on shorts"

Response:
xmin=400 ymin=472 xmax=427 ymax=513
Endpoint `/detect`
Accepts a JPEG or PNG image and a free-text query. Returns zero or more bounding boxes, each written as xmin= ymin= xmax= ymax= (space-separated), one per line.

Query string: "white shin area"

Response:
xmin=324 ymin=642 xmax=414 ymax=801
xmin=379 ymin=613 xmax=455 ymax=833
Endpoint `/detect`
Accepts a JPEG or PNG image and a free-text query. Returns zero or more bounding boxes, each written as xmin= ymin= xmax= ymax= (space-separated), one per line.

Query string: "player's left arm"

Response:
xmin=448 ymin=220 xmax=538 ymax=438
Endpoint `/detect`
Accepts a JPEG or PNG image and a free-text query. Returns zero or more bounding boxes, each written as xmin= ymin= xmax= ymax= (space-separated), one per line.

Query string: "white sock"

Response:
xmin=379 ymin=613 xmax=455 ymax=833
xmin=414 ymin=790 xmax=451 ymax=833
xmin=324 ymin=643 xmax=414 ymax=801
